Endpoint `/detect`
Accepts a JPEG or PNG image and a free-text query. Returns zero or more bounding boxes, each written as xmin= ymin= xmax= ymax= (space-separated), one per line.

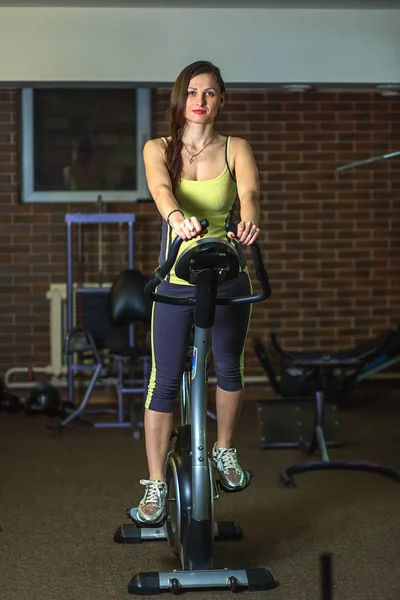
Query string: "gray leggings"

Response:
xmin=145 ymin=272 xmax=252 ymax=413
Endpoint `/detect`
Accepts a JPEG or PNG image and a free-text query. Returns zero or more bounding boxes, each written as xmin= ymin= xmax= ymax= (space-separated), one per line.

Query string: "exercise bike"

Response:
xmin=114 ymin=221 xmax=277 ymax=595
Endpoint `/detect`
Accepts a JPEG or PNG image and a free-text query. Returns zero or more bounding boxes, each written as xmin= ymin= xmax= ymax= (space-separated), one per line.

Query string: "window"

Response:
xmin=20 ymin=87 xmax=151 ymax=203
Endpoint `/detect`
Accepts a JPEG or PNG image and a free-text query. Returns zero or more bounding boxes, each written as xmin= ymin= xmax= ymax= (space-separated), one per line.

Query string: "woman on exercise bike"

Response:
xmin=137 ymin=60 xmax=261 ymax=525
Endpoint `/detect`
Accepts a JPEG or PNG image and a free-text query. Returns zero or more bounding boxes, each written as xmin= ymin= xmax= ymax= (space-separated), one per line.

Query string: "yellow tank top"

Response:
xmin=159 ymin=136 xmax=239 ymax=285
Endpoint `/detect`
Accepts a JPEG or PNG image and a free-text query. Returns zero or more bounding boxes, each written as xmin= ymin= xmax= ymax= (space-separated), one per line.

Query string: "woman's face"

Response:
xmin=184 ymin=72 xmax=224 ymax=125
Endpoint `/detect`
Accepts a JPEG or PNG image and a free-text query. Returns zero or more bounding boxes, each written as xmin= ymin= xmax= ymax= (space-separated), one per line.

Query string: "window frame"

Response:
xmin=20 ymin=86 xmax=152 ymax=203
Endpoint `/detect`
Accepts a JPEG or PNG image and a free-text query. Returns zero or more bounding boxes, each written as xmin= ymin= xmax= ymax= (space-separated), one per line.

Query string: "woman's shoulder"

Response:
xmin=227 ymin=136 xmax=251 ymax=146
xmin=225 ymin=136 xmax=253 ymax=155
xmin=143 ymin=137 xmax=170 ymax=161
xmin=145 ymin=136 xmax=169 ymax=149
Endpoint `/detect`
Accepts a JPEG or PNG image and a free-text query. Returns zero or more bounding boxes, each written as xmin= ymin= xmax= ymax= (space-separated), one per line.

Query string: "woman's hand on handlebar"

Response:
xmin=171 ymin=214 xmax=207 ymax=241
xmin=227 ymin=220 xmax=260 ymax=246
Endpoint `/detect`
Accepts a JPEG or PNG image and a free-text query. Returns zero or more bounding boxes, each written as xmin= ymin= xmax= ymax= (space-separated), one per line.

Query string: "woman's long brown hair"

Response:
xmin=165 ymin=61 xmax=226 ymax=190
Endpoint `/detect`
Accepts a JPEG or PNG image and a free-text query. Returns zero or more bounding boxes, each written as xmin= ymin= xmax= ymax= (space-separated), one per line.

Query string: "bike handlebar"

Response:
xmin=144 ymin=219 xmax=271 ymax=306
xmin=157 ymin=219 xmax=209 ymax=282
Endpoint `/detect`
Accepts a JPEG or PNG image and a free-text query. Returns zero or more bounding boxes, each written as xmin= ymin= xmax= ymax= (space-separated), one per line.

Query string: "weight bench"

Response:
xmin=60 ymin=269 xmax=152 ymax=436
xmin=256 ymin=325 xmax=400 ymax=406
xmin=257 ymin=332 xmax=400 ymax=486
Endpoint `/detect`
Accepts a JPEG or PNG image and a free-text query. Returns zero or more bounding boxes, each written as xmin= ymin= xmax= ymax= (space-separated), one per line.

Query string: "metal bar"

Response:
xmin=316 ymin=389 xmax=330 ymax=462
xmin=65 ymin=213 xmax=136 ymax=225
xmin=180 ymin=370 xmax=191 ymax=425
xmin=60 ymin=363 xmax=103 ymax=428
xmin=337 ymin=149 xmax=400 ymax=171
xmin=74 ymin=286 xmax=110 ymax=294
xmin=94 ymin=422 xmax=133 ymax=429
xmin=191 ymin=326 xmax=212 ymax=521
xmin=128 ymin=220 xmax=135 ymax=348
xmin=66 ymin=219 xmax=74 ymax=404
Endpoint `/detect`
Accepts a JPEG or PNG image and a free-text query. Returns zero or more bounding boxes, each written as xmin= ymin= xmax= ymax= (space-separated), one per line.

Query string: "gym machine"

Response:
xmin=115 ymin=224 xmax=277 ymax=595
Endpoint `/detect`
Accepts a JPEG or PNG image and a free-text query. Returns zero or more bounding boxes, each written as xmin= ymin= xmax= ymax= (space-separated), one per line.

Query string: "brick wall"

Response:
xmin=1 ymin=87 xmax=399 ymax=385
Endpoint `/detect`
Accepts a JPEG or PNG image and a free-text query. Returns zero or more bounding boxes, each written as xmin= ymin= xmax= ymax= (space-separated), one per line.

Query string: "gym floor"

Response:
xmin=1 ymin=383 xmax=399 ymax=600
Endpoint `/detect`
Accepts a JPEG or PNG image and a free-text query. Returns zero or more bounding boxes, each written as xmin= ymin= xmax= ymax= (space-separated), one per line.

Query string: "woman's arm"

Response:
xmin=143 ymin=139 xmax=203 ymax=239
xmin=231 ymin=138 xmax=261 ymax=245
xmin=143 ymin=139 xmax=181 ymax=223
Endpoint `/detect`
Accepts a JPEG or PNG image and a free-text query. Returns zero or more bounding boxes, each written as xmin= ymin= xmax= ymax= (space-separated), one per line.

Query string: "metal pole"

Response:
xmin=66 ymin=218 xmax=74 ymax=404
xmin=337 ymin=150 xmax=400 ymax=172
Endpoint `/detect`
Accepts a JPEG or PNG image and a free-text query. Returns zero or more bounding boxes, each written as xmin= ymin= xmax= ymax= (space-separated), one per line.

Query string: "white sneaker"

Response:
xmin=212 ymin=444 xmax=245 ymax=490
xmin=136 ymin=479 xmax=168 ymax=524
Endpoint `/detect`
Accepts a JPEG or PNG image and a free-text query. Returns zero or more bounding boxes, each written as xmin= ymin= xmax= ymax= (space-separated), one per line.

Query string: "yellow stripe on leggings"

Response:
xmin=145 ymin=298 xmax=157 ymax=409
